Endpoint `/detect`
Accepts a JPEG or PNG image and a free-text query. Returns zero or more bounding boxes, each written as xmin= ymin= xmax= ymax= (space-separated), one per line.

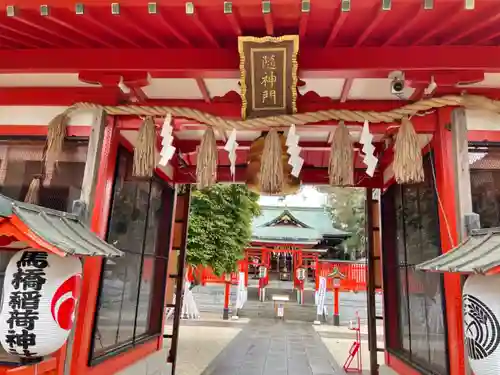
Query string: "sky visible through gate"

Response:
xmin=258 ymin=186 xmax=327 ymax=207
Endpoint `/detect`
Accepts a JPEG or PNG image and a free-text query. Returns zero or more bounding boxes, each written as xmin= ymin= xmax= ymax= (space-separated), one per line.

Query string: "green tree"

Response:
xmin=187 ymin=184 xmax=261 ymax=275
xmin=320 ymin=187 xmax=366 ymax=259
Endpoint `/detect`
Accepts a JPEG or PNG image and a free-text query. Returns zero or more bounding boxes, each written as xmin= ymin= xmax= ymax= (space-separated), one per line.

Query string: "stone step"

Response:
xmin=239 ymin=300 xmax=318 ymax=322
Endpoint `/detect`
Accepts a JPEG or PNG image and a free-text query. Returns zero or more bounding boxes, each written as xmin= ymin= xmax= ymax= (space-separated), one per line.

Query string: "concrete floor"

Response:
xmin=175 ymin=316 xmax=397 ymax=375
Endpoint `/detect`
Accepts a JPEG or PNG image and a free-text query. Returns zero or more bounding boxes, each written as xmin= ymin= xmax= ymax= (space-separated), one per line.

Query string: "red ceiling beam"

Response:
xmin=412 ymin=7 xmax=464 ymax=46
xmin=0 ymin=34 xmax=39 ymax=49
xmin=325 ymin=8 xmax=348 ymax=47
xmin=0 ymin=87 xmax=123 ymax=106
xmin=382 ymin=8 xmax=423 ymax=46
xmin=2 ymin=47 xmax=500 ymax=75
xmin=0 ymin=125 xmax=90 ymax=137
xmin=476 ymin=30 xmax=500 ymax=45
xmin=340 ymin=79 xmax=353 ymax=103
xmin=190 ymin=14 xmax=220 ymax=48
xmin=354 ymin=10 xmax=387 ymax=47
xmin=157 ymin=11 xmax=191 ymax=46
xmin=226 ymin=10 xmax=242 ymax=36
xmin=443 ymin=12 xmax=500 ymax=45
xmin=121 ymin=10 xmax=168 ymax=47
xmin=46 ymin=12 xmax=115 ymax=48
xmin=263 ymin=12 xmax=274 ymax=36
xmin=0 ymin=23 xmax=58 ymax=48
xmin=196 ymin=78 xmax=211 ymax=103
xmin=409 ymin=87 xmax=424 ymax=101
xmin=130 ymin=87 xmax=148 ymax=102
xmin=174 ymin=165 xmax=383 ymax=188
xmin=84 ymin=13 xmax=141 ymax=48
xmin=5 ymin=0 xmax=500 ymax=7
xmin=298 ymin=9 xmax=309 ymax=39
xmin=12 ymin=16 xmax=89 ymax=47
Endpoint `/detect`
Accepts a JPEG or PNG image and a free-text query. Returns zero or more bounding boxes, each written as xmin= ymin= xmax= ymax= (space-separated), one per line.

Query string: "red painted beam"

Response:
xmin=4 ymin=0 xmax=500 ymax=8
xmin=0 ymin=87 xmax=123 ymax=106
xmin=298 ymin=10 xmax=309 ymax=39
xmin=263 ymin=13 xmax=274 ymax=36
xmin=443 ymin=12 xmax=500 ymax=45
xmin=1 ymin=47 xmax=500 ymax=75
xmin=340 ymin=78 xmax=353 ymax=103
xmin=468 ymin=130 xmax=500 ymax=143
xmin=0 ymin=22 xmax=59 ymax=48
xmin=0 ymin=125 xmax=90 ymax=137
xmin=0 ymin=86 xmax=405 ymax=108
xmin=0 ymin=33 xmax=39 ymax=49
xmin=195 ymin=77 xmax=211 ymax=103
xmin=157 ymin=11 xmax=191 ymax=46
xmin=475 ymin=27 xmax=500 ymax=45
xmin=84 ymin=13 xmax=141 ymax=48
xmin=12 ymin=16 xmax=89 ymax=48
xmin=325 ymin=9 xmax=348 ymax=47
xmin=47 ymin=11 xmax=115 ymax=48
xmin=174 ymin=165 xmax=384 ymax=188
xmin=409 ymin=86 xmax=424 ymax=101
xmin=412 ymin=7 xmax=463 ymax=46
xmin=190 ymin=14 xmax=220 ymax=48
xmin=354 ymin=10 xmax=387 ymax=47
xmin=226 ymin=11 xmax=242 ymax=36
xmin=120 ymin=10 xmax=168 ymax=47
xmin=382 ymin=7 xmax=423 ymax=46
xmin=130 ymin=87 xmax=148 ymax=102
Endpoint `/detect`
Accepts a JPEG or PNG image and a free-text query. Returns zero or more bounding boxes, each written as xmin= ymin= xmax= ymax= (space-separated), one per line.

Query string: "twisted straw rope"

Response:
xmin=72 ymin=95 xmax=500 ymax=129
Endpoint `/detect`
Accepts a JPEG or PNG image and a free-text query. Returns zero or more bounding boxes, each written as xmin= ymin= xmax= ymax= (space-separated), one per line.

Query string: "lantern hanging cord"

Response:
xmin=64 ymin=94 xmax=500 ymax=130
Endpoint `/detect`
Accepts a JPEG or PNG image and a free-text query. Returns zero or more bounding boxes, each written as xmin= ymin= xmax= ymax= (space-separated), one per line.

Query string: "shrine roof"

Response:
xmin=252 ymin=206 xmax=349 ymax=243
xmin=417 ymin=228 xmax=500 ymax=275
xmin=0 ymin=194 xmax=123 ymax=258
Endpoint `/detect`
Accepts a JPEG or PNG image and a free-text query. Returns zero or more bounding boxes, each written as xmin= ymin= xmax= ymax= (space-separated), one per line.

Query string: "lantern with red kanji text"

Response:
xmin=0 ymin=249 xmax=82 ymax=359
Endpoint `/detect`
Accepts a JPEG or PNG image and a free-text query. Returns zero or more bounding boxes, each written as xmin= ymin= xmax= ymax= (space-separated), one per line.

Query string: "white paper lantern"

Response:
xmin=296 ymin=267 xmax=306 ymax=281
xmin=463 ymin=274 xmax=500 ymax=375
xmin=0 ymin=249 xmax=82 ymax=358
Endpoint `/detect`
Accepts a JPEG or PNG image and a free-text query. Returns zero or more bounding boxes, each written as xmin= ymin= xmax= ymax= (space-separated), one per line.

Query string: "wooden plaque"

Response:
xmin=238 ymin=35 xmax=299 ymax=120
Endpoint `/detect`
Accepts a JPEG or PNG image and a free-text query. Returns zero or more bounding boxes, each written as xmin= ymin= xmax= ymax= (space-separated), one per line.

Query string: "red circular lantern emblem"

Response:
xmin=50 ymin=275 xmax=82 ymax=330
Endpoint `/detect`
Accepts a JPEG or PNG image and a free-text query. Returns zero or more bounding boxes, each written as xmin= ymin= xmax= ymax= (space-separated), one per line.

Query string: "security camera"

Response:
xmin=388 ymin=71 xmax=405 ymax=96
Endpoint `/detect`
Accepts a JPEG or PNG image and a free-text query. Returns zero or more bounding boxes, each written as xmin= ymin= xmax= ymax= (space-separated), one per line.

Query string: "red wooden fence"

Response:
xmin=186 ymin=263 xmax=242 ymax=285
xmin=316 ymin=262 xmax=368 ymax=292
xmin=187 ymin=261 xmax=428 ymax=295
xmin=187 ymin=261 xmax=373 ymax=291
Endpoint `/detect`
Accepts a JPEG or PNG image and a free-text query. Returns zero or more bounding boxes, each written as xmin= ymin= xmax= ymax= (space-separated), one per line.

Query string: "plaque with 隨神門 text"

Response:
xmin=238 ymin=35 xmax=298 ymax=120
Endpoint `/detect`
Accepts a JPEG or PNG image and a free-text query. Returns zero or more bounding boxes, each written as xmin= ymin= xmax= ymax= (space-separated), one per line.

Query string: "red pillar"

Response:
xmin=333 ymin=286 xmax=340 ymax=325
xmin=223 ymin=279 xmax=230 ymax=320
xmin=71 ymin=117 xmax=119 ymax=375
xmin=433 ymin=108 xmax=464 ymax=375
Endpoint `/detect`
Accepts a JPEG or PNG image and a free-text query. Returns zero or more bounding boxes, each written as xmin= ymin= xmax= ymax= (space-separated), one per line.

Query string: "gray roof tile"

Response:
xmin=417 ymin=228 xmax=500 ymax=274
xmin=0 ymin=194 xmax=123 ymax=258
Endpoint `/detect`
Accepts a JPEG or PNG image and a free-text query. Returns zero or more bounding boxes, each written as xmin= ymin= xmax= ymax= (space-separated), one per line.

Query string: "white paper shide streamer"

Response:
xmin=359 ymin=120 xmax=378 ymax=177
xmin=159 ymin=113 xmax=176 ymax=167
xmin=286 ymin=125 xmax=304 ymax=178
xmin=224 ymin=129 xmax=238 ymax=180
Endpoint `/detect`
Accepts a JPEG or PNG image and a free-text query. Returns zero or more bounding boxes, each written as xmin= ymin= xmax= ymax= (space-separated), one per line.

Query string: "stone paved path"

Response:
xmin=200 ymin=319 xmax=341 ymax=375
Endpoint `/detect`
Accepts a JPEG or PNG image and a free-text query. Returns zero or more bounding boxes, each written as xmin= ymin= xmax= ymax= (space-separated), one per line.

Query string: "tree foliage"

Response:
xmin=320 ymin=187 xmax=366 ymax=259
xmin=187 ymin=184 xmax=261 ymax=275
